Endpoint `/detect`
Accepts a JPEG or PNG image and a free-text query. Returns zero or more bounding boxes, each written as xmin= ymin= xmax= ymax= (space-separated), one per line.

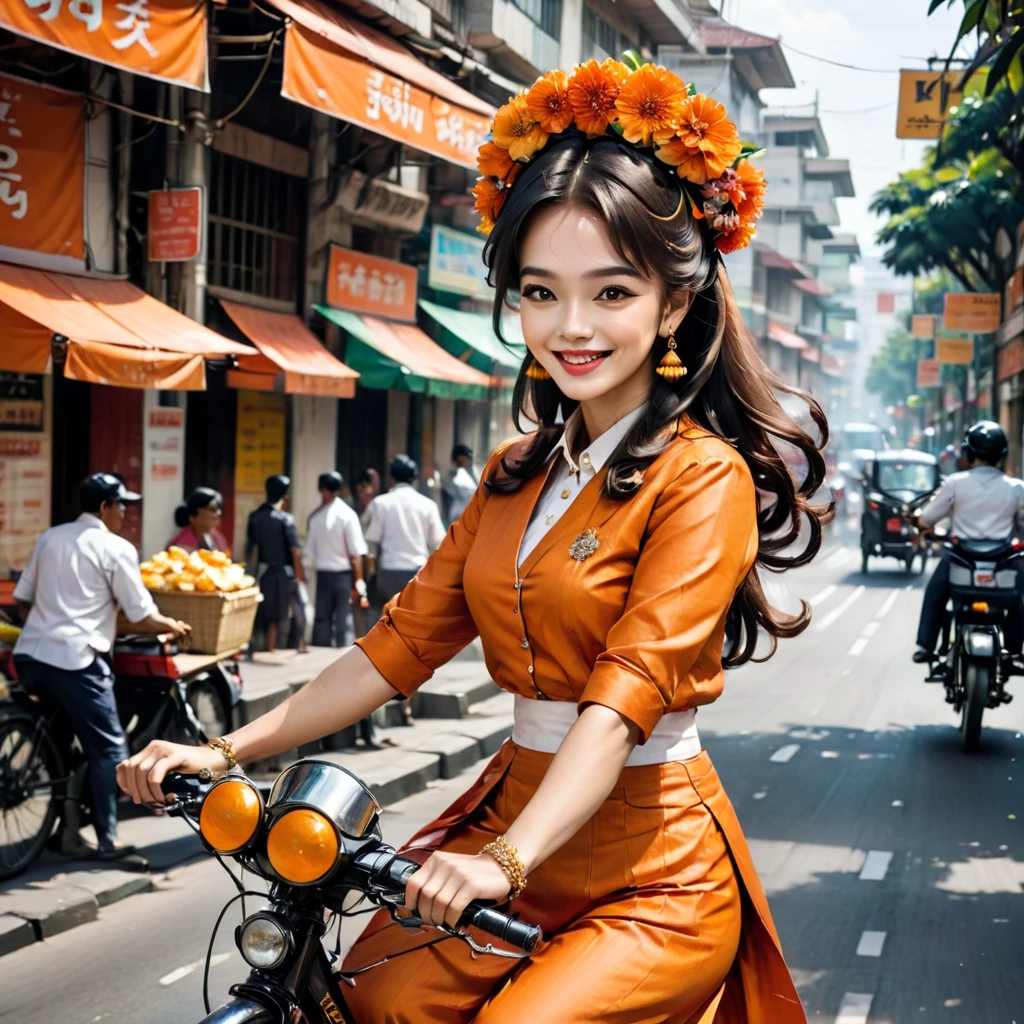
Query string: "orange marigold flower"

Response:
xmin=614 ymin=64 xmax=688 ymax=147
xmin=527 ymin=69 xmax=574 ymax=134
xmin=655 ymin=136 xmax=712 ymax=185
xmin=715 ymin=221 xmax=757 ymax=254
xmin=472 ymin=178 xmax=503 ymax=234
xmin=492 ymin=94 xmax=548 ymax=163
xmin=568 ymin=59 xmax=627 ymax=136
xmin=477 ymin=141 xmax=515 ymax=180
xmin=733 ymin=159 xmax=767 ymax=222
xmin=675 ymin=94 xmax=741 ymax=180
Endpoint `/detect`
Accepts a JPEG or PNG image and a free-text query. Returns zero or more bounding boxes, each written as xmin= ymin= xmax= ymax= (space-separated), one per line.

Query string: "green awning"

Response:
xmin=315 ymin=305 xmax=492 ymax=400
xmin=419 ymin=299 xmax=525 ymax=377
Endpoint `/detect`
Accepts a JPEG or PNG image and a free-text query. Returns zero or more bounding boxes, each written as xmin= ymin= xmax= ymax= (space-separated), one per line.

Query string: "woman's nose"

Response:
xmin=558 ymin=301 xmax=595 ymax=342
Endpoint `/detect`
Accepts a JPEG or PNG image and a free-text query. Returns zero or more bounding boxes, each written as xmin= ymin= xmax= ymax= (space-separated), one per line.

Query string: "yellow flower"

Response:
xmin=492 ymin=94 xmax=549 ymax=162
xmin=614 ymin=64 xmax=688 ymax=147
xmin=527 ymin=69 xmax=574 ymax=134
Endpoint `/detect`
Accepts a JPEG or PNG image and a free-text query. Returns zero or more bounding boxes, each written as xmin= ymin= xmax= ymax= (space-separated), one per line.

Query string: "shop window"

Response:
xmin=582 ymin=4 xmax=630 ymax=63
xmin=209 ymin=151 xmax=305 ymax=304
xmin=511 ymin=0 xmax=562 ymax=40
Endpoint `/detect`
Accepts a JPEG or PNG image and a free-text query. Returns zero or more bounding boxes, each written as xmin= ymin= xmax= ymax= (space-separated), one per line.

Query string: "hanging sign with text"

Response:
xmin=326 ymin=244 xmax=417 ymax=322
xmin=0 ymin=0 xmax=209 ymax=91
xmin=148 ymin=187 xmax=202 ymax=262
xmin=916 ymin=358 xmax=940 ymax=388
xmin=912 ymin=314 xmax=936 ymax=339
xmin=896 ymin=70 xmax=964 ymax=139
xmin=936 ymin=337 xmax=975 ymax=365
xmin=943 ymin=292 xmax=1000 ymax=333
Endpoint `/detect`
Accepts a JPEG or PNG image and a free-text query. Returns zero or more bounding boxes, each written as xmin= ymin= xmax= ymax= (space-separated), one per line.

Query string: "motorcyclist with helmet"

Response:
xmin=913 ymin=421 xmax=1024 ymax=674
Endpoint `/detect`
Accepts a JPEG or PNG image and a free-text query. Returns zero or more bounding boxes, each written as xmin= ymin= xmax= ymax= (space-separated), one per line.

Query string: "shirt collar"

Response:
xmin=78 ymin=512 xmax=108 ymax=532
xmin=553 ymin=404 xmax=647 ymax=478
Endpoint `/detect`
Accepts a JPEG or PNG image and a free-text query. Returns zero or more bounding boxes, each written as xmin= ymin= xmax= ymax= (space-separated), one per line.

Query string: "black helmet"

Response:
xmin=265 ymin=474 xmax=291 ymax=502
xmin=80 ymin=472 xmax=141 ymax=513
xmin=964 ymin=421 xmax=1008 ymax=463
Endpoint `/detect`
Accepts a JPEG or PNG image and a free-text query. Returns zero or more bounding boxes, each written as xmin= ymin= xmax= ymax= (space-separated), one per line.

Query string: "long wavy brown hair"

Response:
xmin=482 ymin=129 xmax=831 ymax=665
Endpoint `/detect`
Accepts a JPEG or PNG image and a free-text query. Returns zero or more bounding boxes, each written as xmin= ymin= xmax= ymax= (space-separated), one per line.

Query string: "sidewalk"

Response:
xmin=0 ymin=640 xmax=511 ymax=958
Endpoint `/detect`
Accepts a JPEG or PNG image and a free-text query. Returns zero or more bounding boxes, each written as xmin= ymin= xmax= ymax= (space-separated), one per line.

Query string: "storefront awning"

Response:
xmin=767 ymin=321 xmax=808 ymax=350
xmin=316 ymin=305 xmax=494 ymax=400
xmin=418 ymin=299 xmax=524 ymax=376
xmin=0 ymin=262 xmax=248 ymax=390
xmin=220 ymin=299 xmax=359 ymax=399
xmin=275 ymin=0 xmax=492 ymax=171
xmin=800 ymin=345 xmax=821 ymax=363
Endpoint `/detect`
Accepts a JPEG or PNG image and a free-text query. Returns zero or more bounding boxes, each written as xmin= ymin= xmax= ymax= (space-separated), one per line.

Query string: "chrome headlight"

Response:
xmin=238 ymin=913 xmax=291 ymax=969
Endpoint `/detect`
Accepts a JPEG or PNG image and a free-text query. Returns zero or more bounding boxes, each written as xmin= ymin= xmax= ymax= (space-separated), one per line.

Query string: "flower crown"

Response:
xmin=472 ymin=56 xmax=767 ymax=254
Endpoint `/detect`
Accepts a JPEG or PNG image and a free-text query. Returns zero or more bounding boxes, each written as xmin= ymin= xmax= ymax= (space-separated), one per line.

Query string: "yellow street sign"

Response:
xmin=943 ymin=292 xmax=1001 ymax=334
xmin=936 ymin=337 xmax=974 ymax=365
xmin=897 ymin=70 xmax=964 ymax=139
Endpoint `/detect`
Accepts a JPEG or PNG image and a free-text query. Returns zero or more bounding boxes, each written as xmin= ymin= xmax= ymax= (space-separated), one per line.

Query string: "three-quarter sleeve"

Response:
xmin=355 ymin=445 xmax=508 ymax=697
xmin=578 ymin=449 xmax=758 ymax=743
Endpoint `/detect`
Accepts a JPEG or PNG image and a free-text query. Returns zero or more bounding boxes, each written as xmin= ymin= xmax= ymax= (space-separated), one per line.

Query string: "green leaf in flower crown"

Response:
xmin=621 ymin=49 xmax=646 ymax=72
xmin=737 ymin=143 xmax=766 ymax=162
xmin=610 ymin=120 xmax=626 ymax=136
xmin=688 ymin=82 xmax=697 ymax=96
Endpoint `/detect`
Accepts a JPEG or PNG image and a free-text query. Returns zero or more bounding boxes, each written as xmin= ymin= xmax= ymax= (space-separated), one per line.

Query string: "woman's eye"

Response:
xmin=598 ymin=286 xmax=633 ymax=301
xmin=522 ymin=284 xmax=555 ymax=301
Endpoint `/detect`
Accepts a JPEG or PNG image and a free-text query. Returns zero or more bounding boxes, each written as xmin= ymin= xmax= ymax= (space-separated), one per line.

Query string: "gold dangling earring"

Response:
xmin=655 ymin=327 xmax=687 ymax=381
xmin=525 ymin=356 xmax=551 ymax=380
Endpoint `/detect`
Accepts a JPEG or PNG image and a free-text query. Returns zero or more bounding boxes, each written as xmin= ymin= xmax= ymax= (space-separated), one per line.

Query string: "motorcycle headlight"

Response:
xmin=266 ymin=808 xmax=340 ymax=884
xmin=199 ymin=777 xmax=263 ymax=855
xmin=238 ymin=913 xmax=291 ymax=970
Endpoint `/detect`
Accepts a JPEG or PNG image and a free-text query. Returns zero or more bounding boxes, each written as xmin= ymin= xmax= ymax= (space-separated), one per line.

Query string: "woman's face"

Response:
xmin=517 ymin=205 xmax=690 ymax=407
xmin=193 ymin=503 xmax=221 ymax=536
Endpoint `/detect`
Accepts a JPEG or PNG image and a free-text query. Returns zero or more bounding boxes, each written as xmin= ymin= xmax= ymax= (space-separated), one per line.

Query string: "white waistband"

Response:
xmin=512 ymin=696 xmax=700 ymax=766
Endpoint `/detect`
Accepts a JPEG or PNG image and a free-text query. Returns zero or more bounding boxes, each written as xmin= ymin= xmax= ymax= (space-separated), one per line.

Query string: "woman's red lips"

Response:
xmin=552 ymin=350 xmax=612 ymax=376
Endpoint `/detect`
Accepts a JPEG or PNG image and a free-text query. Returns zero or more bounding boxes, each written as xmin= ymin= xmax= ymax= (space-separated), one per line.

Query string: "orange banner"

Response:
xmin=327 ymin=244 xmax=417 ymax=322
xmin=911 ymin=314 xmax=935 ymax=339
xmin=936 ymin=337 xmax=975 ymax=365
xmin=0 ymin=0 xmax=208 ymax=91
xmin=943 ymin=292 xmax=1001 ymax=333
xmin=0 ymin=74 xmax=84 ymax=263
xmin=282 ymin=23 xmax=488 ymax=171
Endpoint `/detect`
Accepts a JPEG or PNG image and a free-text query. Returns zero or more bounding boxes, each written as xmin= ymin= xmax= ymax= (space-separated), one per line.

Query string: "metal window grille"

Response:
xmin=208 ymin=150 xmax=304 ymax=304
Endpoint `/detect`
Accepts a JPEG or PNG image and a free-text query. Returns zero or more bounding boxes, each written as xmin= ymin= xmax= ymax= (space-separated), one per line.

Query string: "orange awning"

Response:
xmin=220 ymin=299 xmax=359 ymax=399
xmin=767 ymin=321 xmax=807 ymax=351
xmin=64 ymin=341 xmax=205 ymax=391
xmin=275 ymin=0 xmax=492 ymax=171
xmin=0 ymin=262 xmax=249 ymax=390
xmin=363 ymin=316 xmax=494 ymax=388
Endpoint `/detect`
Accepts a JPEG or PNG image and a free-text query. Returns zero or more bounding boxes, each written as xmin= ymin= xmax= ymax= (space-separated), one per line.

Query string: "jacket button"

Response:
xmin=513 ymin=607 xmax=519 ymax=615
xmin=527 ymin=666 xmax=534 ymax=674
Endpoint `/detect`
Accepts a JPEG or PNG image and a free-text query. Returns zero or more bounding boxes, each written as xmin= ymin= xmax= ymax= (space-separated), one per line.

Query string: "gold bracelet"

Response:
xmin=208 ymin=737 xmax=237 ymax=771
xmin=480 ymin=834 xmax=527 ymax=901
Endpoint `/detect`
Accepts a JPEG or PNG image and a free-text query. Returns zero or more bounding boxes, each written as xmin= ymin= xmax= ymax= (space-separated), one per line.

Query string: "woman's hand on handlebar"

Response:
xmin=405 ymin=851 xmax=513 ymax=929
xmin=116 ymin=740 xmax=228 ymax=806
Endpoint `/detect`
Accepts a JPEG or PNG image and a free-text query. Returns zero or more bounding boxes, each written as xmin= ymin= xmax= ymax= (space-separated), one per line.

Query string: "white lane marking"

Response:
xmin=160 ymin=953 xmax=231 ymax=987
xmin=859 ymin=850 xmax=894 ymax=881
xmin=848 ymin=637 xmax=869 ymax=657
xmin=816 ymin=586 xmax=866 ymax=632
xmin=769 ymin=744 xmax=800 ymax=763
xmin=875 ymin=589 xmax=900 ymax=619
xmin=856 ymin=930 xmax=887 ymax=957
xmin=861 ymin=621 xmax=880 ymax=638
xmin=809 ymin=584 xmax=838 ymax=606
xmin=836 ymin=992 xmax=874 ymax=1024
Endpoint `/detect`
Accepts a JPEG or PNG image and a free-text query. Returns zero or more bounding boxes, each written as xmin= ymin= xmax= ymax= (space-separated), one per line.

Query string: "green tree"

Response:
xmin=931 ymin=0 xmax=1024 ymax=96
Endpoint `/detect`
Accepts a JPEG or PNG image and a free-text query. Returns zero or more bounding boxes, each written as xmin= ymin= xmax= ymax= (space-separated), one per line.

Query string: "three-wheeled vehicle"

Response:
xmin=860 ymin=449 xmax=941 ymax=573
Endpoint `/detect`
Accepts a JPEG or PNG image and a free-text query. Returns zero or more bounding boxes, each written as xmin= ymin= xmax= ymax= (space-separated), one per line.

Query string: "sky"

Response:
xmin=714 ymin=0 xmax=968 ymax=256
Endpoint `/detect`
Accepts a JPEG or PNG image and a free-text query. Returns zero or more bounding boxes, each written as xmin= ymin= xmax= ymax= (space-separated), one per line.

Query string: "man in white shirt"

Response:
xmin=441 ymin=443 xmax=480 ymax=524
xmin=306 ymin=471 xmax=369 ymax=648
xmin=13 ymin=473 xmax=188 ymax=859
xmin=915 ymin=421 xmax=1024 ymax=668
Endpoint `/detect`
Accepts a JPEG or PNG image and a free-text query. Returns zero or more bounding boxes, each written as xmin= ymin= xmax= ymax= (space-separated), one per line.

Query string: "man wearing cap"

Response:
xmin=12 ymin=473 xmax=189 ymax=860
xmin=306 ymin=471 xmax=368 ymax=648
xmin=246 ymin=474 xmax=304 ymax=654
xmin=441 ymin=443 xmax=480 ymax=524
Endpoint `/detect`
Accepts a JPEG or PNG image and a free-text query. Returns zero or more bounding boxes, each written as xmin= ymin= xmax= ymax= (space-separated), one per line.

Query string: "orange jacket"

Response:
xmin=357 ymin=418 xmax=758 ymax=741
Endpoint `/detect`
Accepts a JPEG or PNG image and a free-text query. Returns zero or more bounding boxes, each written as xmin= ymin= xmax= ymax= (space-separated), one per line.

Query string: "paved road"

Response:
xmin=2 ymin=541 xmax=1023 ymax=1023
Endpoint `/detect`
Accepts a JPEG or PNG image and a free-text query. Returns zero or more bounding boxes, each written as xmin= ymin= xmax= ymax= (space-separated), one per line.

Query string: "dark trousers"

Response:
xmin=312 ymin=570 xmax=353 ymax=648
xmin=14 ymin=654 xmax=127 ymax=849
xmin=917 ymin=554 xmax=1024 ymax=655
xmin=370 ymin=568 xmax=418 ymax=622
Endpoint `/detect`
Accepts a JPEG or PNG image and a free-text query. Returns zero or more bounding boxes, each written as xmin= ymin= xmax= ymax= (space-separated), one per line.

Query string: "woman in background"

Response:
xmin=168 ymin=487 xmax=227 ymax=553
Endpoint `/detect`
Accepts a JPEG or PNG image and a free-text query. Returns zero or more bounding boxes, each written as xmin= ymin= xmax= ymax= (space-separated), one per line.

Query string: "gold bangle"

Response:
xmin=208 ymin=736 xmax=237 ymax=771
xmin=480 ymin=834 xmax=527 ymax=901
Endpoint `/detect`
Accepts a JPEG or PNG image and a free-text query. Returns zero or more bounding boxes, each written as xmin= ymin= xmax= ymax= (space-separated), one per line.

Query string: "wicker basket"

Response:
xmin=149 ymin=586 xmax=261 ymax=655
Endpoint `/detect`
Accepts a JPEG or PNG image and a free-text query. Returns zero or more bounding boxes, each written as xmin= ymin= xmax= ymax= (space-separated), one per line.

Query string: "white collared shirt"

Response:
xmin=518 ymin=403 xmax=647 ymax=563
xmin=920 ymin=465 xmax=1024 ymax=539
xmin=13 ymin=513 xmax=157 ymax=671
xmin=365 ymin=484 xmax=447 ymax=571
xmin=306 ymin=497 xmax=368 ymax=572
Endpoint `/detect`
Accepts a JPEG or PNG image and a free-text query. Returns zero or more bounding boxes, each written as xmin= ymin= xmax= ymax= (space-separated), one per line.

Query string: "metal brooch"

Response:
xmin=569 ymin=528 xmax=600 ymax=562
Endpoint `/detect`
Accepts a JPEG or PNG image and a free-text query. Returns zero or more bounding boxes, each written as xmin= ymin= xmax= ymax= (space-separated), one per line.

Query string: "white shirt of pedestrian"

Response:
xmin=13 ymin=513 xmax=157 ymax=671
xmin=518 ymin=403 xmax=646 ymax=564
xmin=306 ymin=497 xmax=368 ymax=572
xmin=920 ymin=465 xmax=1024 ymax=540
xmin=365 ymin=484 xmax=446 ymax=571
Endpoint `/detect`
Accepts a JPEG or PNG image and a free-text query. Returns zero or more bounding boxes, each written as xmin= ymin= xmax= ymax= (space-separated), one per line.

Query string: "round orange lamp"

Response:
xmin=199 ymin=778 xmax=263 ymax=855
xmin=266 ymin=809 xmax=340 ymax=884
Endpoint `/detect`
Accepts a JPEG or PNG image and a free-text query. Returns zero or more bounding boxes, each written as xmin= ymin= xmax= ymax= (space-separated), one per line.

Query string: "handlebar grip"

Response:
xmin=465 ymin=905 xmax=542 ymax=953
xmin=162 ymin=771 xmax=207 ymax=801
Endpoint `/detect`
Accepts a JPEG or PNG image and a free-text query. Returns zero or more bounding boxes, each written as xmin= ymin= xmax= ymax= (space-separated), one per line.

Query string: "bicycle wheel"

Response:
xmin=0 ymin=707 xmax=63 ymax=880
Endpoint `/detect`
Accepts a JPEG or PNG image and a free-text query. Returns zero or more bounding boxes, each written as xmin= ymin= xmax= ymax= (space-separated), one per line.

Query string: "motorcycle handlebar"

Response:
xmin=353 ymin=849 xmax=542 ymax=954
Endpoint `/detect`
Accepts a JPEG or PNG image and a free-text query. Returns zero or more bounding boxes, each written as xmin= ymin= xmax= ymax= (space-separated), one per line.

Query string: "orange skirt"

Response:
xmin=342 ymin=744 xmax=805 ymax=1024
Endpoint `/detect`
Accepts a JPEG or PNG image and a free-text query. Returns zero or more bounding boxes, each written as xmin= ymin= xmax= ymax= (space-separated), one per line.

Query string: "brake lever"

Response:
xmin=381 ymin=901 xmax=532 ymax=960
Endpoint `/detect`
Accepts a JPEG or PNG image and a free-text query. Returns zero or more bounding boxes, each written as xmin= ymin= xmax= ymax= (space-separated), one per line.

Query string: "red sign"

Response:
xmin=148 ymin=188 xmax=202 ymax=262
xmin=877 ymin=293 xmax=895 ymax=314
xmin=326 ymin=244 xmax=417 ymax=322
xmin=917 ymin=358 xmax=940 ymax=388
